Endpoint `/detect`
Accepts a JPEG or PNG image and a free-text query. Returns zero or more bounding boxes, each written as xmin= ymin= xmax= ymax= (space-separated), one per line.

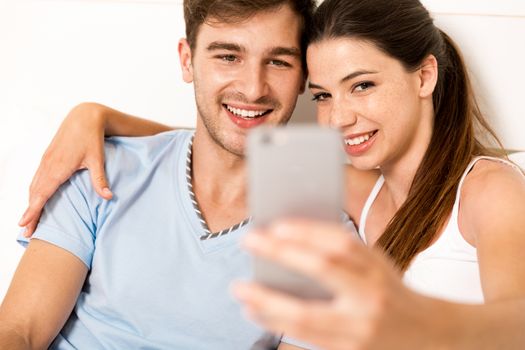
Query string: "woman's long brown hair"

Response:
xmin=311 ymin=0 xmax=506 ymax=271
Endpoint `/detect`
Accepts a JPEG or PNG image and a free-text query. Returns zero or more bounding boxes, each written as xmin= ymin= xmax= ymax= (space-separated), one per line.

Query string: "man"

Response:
xmin=0 ymin=0 xmax=314 ymax=348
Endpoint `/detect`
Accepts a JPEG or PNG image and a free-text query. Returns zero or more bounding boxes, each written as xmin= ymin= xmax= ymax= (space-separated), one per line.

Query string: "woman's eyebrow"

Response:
xmin=309 ymin=70 xmax=379 ymax=90
xmin=308 ymin=81 xmax=325 ymax=90
xmin=340 ymin=70 xmax=378 ymax=83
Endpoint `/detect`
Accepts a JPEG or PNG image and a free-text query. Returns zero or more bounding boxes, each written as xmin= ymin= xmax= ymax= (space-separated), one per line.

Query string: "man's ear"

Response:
xmin=418 ymin=54 xmax=438 ymax=98
xmin=178 ymin=38 xmax=194 ymax=83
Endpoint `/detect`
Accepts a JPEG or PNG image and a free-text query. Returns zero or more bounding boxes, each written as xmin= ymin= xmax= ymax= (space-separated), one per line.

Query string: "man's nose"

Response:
xmin=236 ymin=62 xmax=270 ymax=102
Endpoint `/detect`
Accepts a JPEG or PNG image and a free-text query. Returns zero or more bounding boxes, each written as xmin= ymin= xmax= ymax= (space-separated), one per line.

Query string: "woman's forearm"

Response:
xmin=427 ymin=296 xmax=525 ymax=349
xmin=78 ymin=102 xmax=174 ymax=137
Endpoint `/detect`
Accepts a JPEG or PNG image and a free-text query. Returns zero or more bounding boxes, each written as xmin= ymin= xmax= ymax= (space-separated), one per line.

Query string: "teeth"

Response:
xmin=226 ymin=105 xmax=268 ymax=119
xmin=345 ymin=131 xmax=375 ymax=146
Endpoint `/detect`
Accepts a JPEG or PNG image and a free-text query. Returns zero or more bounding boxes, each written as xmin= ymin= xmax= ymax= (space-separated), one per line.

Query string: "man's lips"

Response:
xmin=223 ymin=104 xmax=273 ymax=129
xmin=223 ymin=104 xmax=273 ymax=119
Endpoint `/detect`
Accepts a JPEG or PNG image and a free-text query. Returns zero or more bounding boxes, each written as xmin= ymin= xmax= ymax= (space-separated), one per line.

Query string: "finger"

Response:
xmin=18 ymin=207 xmax=32 ymax=227
xmin=19 ymin=155 xmax=75 ymax=227
xmin=233 ymin=282 xmax=359 ymax=349
xmin=268 ymin=219 xmax=364 ymax=255
xmin=22 ymin=218 xmax=39 ymax=238
xmin=269 ymin=220 xmax=376 ymax=281
xmin=18 ymin=190 xmax=49 ymax=228
xmin=233 ymin=282 xmax=323 ymax=333
xmin=86 ymin=161 xmax=112 ymax=200
xmin=246 ymin=220 xmax=370 ymax=274
xmin=246 ymin=222 xmax=370 ymax=271
xmin=18 ymin=169 xmax=45 ymax=227
xmin=243 ymin=232 xmax=368 ymax=294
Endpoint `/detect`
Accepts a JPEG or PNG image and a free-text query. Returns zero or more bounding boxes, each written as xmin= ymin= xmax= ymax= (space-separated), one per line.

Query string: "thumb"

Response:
xmin=88 ymin=163 xmax=113 ymax=200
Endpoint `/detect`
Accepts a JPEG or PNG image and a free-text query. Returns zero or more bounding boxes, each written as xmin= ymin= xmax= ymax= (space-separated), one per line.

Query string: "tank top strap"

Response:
xmin=450 ymin=156 xmax=521 ymax=220
xmin=358 ymin=174 xmax=385 ymax=244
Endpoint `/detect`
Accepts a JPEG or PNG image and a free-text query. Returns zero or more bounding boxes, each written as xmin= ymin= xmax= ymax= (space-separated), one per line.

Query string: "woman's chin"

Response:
xmin=347 ymin=156 xmax=381 ymax=171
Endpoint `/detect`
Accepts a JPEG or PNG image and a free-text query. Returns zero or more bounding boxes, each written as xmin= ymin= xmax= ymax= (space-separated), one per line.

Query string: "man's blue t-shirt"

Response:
xmin=18 ymin=130 xmax=266 ymax=349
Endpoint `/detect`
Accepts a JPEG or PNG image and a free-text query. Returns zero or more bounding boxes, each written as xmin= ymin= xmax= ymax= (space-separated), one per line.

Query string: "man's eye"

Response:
xmin=269 ymin=60 xmax=291 ymax=67
xmin=218 ymin=55 xmax=238 ymax=62
xmin=353 ymin=81 xmax=374 ymax=92
xmin=312 ymin=93 xmax=330 ymax=102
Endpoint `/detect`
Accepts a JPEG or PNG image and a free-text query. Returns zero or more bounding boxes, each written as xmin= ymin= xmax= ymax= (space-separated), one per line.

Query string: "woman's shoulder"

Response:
xmin=343 ymin=164 xmax=382 ymax=222
xmin=462 ymin=158 xmax=524 ymax=196
xmin=459 ymin=157 xmax=525 ymax=241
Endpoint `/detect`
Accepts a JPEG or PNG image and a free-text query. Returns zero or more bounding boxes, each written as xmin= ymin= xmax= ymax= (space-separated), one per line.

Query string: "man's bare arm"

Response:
xmin=19 ymin=102 xmax=174 ymax=236
xmin=0 ymin=239 xmax=88 ymax=349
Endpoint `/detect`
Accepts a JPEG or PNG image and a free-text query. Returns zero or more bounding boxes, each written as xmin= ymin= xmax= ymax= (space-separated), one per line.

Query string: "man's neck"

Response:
xmin=190 ymin=127 xmax=248 ymax=232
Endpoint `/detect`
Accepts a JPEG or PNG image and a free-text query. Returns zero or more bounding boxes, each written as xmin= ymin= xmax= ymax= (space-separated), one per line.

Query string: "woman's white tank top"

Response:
xmin=357 ymin=156 xmax=522 ymax=304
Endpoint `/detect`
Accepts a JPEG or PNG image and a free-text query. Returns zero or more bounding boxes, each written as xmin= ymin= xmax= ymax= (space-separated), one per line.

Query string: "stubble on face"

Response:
xmin=194 ymin=79 xmax=287 ymax=157
xmin=188 ymin=4 xmax=304 ymax=158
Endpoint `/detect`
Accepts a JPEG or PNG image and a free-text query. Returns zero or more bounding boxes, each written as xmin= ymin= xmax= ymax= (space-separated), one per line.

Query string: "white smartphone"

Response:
xmin=247 ymin=125 xmax=345 ymax=299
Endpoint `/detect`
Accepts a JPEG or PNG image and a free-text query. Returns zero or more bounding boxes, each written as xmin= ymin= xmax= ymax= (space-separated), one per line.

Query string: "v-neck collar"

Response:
xmin=184 ymin=135 xmax=251 ymax=241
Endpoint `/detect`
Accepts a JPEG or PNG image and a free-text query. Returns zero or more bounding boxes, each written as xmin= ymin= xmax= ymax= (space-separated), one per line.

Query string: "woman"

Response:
xmin=18 ymin=0 xmax=525 ymax=348
xmin=233 ymin=0 xmax=525 ymax=349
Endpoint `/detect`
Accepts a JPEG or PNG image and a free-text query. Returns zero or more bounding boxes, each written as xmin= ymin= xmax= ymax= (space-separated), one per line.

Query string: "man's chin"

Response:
xmin=213 ymin=132 xmax=247 ymax=158
xmin=226 ymin=139 xmax=247 ymax=158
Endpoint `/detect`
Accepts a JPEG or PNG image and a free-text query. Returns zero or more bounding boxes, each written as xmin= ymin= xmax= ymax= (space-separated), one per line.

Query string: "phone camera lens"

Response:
xmin=261 ymin=133 xmax=272 ymax=145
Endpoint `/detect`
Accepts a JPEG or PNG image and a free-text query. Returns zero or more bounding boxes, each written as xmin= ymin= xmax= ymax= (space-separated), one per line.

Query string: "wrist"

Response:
xmin=71 ymin=102 xmax=109 ymax=134
xmin=409 ymin=293 xmax=459 ymax=350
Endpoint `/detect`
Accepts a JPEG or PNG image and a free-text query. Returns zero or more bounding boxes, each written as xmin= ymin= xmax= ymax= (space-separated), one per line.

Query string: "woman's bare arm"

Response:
xmin=96 ymin=103 xmax=174 ymax=137
xmin=19 ymin=102 xmax=174 ymax=236
xmin=233 ymin=185 xmax=525 ymax=350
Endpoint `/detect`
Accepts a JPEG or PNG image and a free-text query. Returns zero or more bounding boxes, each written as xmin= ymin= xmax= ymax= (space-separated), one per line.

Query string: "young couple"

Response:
xmin=2 ymin=0 xmax=525 ymax=349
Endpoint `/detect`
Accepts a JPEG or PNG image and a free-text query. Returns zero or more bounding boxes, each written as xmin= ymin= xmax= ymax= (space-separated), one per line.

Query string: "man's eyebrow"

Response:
xmin=269 ymin=47 xmax=301 ymax=58
xmin=205 ymin=43 xmax=301 ymax=58
xmin=308 ymin=70 xmax=378 ymax=90
xmin=207 ymin=41 xmax=244 ymax=52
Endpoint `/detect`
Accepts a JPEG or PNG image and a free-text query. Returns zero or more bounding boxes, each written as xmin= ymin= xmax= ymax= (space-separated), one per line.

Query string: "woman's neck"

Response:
xmin=380 ymin=105 xmax=434 ymax=210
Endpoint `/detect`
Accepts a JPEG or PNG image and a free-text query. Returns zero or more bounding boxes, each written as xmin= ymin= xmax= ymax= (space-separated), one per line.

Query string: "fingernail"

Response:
xmin=102 ymin=187 xmax=112 ymax=197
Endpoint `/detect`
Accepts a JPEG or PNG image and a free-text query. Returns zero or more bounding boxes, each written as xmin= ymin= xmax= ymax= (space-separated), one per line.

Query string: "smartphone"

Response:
xmin=247 ymin=125 xmax=345 ymax=299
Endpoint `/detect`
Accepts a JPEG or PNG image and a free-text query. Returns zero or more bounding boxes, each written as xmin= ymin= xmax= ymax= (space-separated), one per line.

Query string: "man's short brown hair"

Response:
xmin=183 ymin=0 xmax=315 ymax=67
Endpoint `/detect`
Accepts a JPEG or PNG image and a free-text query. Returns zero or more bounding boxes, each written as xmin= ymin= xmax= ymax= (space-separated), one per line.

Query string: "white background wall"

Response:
xmin=0 ymin=0 xmax=524 ymax=300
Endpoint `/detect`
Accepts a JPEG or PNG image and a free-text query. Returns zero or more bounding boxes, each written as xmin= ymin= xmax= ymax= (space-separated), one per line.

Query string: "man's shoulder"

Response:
xmin=105 ymin=129 xmax=193 ymax=152
xmin=103 ymin=129 xmax=193 ymax=165
xmin=68 ymin=129 xmax=194 ymax=196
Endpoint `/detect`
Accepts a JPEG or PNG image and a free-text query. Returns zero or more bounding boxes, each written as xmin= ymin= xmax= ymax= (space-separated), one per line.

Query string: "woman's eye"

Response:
xmin=353 ymin=81 xmax=374 ymax=92
xmin=312 ymin=93 xmax=330 ymax=102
